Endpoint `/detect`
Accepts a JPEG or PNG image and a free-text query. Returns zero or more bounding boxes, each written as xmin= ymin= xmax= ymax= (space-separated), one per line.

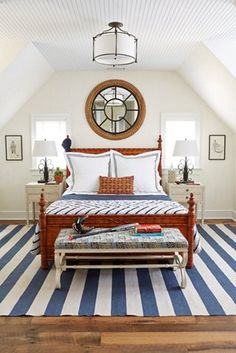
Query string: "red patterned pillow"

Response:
xmin=98 ymin=176 xmax=134 ymax=194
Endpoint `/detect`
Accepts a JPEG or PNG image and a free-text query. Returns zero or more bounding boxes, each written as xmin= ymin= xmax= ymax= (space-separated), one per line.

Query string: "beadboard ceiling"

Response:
xmin=0 ymin=0 xmax=235 ymax=70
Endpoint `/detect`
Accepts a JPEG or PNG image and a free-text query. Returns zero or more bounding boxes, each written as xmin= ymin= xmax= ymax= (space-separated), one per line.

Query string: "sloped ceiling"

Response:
xmin=0 ymin=0 xmax=235 ymax=130
xmin=0 ymin=43 xmax=53 ymax=129
xmin=0 ymin=40 xmax=26 ymax=71
xmin=205 ymin=37 xmax=236 ymax=78
xmin=178 ymin=44 xmax=236 ymax=133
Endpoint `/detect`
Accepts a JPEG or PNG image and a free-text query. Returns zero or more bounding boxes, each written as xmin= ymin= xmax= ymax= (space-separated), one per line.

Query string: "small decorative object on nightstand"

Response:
xmin=166 ymin=182 xmax=205 ymax=224
xmin=54 ymin=167 xmax=64 ymax=184
xmin=168 ymin=164 xmax=176 ymax=183
xmin=25 ymin=182 xmax=64 ymax=225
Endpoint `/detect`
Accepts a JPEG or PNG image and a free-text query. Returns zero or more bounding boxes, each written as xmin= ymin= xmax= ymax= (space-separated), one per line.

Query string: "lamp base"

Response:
xmin=177 ymin=156 xmax=194 ymax=184
xmin=37 ymin=157 xmax=50 ymax=184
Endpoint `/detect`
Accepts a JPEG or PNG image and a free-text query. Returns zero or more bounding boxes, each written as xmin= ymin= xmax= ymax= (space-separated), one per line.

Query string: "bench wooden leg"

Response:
xmin=55 ymin=253 xmax=62 ymax=289
xmin=180 ymin=252 xmax=188 ymax=289
xmin=174 ymin=252 xmax=188 ymax=289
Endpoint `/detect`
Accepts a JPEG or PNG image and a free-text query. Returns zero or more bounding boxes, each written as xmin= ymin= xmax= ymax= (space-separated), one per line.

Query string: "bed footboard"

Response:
xmin=39 ymin=192 xmax=196 ymax=269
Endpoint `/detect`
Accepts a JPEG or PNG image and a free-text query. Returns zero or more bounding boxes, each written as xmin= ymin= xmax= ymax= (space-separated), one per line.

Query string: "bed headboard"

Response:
xmin=68 ymin=135 xmax=163 ymax=180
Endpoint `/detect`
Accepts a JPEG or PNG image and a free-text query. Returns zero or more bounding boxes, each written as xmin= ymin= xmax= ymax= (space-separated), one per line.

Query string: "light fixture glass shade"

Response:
xmin=93 ymin=22 xmax=137 ymax=66
xmin=173 ymin=140 xmax=199 ymax=157
xmin=32 ymin=140 xmax=57 ymax=157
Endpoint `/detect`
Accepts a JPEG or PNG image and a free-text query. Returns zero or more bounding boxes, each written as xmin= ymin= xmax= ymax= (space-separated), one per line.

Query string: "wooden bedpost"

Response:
xmin=187 ymin=193 xmax=195 ymax=268
xmin=157 ymin=134 xmax=162 ymax=150
xmin=157 ymin=135 xmax=162 ymax=182
xmin=39 ymin=189 xmax=48 ymax=269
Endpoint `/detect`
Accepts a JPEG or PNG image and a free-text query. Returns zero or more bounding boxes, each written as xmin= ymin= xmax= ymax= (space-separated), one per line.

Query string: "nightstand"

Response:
xmin=25 ymin=182 xmax=64 ymax=225
xmin=166 ymin=182 xmax=205 ymax=224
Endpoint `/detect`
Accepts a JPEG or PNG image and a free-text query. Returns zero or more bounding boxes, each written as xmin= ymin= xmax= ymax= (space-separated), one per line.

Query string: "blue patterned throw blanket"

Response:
xmin=47 ymin=193 xmax=186 ymax=216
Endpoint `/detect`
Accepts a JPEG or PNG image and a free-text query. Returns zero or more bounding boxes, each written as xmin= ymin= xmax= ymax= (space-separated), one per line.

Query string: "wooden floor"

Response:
xmin=0 ymin=220 xmax=235 ymax=353
xmin=0 ymin=316 xmax=236 ymax=353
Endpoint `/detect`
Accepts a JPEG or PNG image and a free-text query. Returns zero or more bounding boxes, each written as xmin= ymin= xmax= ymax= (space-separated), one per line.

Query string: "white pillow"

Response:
xmin=65 ymin=152 xmax=110 ymax=192
xmin=111 ymin=150 xmax=162 ymax=192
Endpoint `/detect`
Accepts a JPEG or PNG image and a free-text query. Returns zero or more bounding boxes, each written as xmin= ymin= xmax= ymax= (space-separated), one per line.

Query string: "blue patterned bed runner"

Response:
xmin=62 ymin=193 xmax=171 ymax=201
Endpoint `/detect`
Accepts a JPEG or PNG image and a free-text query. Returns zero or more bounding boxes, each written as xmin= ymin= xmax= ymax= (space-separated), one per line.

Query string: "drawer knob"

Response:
xmin=186 ymin=196 xmax=189 ymax=200
xmin=186 ymin=188 xmax=189 ymax=192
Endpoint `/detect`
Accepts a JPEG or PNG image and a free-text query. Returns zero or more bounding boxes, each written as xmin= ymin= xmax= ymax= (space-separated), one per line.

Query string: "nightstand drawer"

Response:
xmin=171 ymin=193 xmax=202 ymax=202
xmin=27 ymin=192 xmax=60 ymax=202
xmin=26 ymin=185 xmax=61 ymax=194
xmin=170 ymin=188 xmax=202 ymax=198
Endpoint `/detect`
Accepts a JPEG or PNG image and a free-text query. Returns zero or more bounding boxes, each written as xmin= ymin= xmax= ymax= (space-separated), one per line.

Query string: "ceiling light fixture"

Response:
xmin=93 ymin=21 xmax=137 ymax=67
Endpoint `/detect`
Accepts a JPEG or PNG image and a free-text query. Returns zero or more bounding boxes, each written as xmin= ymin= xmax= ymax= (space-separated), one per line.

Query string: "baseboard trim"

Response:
xmin=200 ymin=210 xmax=234 ymax=220
xmin=0 ymin=211 xmax=30 ymax=221
xmin=202 ymin=210 xmax=235 ymax=220
xmin=0 ymin=210 xmax=235 ymax=221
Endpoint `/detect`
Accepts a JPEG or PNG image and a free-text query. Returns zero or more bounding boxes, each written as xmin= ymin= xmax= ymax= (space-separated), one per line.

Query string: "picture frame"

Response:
xmin=5 ymin=135 xmax=23 ymax=161
xmin=208 ymin=134 xmax=226 ymax=160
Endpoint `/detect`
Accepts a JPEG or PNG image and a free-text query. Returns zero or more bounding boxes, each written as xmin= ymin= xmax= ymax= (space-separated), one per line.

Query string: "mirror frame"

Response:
xmin=85 ymin=79 xmax=146 ymax=140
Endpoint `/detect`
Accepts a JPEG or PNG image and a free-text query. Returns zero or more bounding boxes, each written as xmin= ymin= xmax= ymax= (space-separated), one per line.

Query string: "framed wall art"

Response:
xmin=208 ymin=134 xmax=226 ymax=160
xmin=5 ymin=135 xmax=23 ymax=161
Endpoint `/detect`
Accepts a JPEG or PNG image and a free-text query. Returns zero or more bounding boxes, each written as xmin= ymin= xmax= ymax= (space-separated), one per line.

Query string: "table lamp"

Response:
xmin=173 ymin=139 xmax=199 ymax=183
xmin=33 ymin=140 xmax=57 ymax=183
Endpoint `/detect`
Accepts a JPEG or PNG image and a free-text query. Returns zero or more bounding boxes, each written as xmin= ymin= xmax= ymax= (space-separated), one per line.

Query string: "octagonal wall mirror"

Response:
xmin=85 ymin=79 xmax=146 ymax=140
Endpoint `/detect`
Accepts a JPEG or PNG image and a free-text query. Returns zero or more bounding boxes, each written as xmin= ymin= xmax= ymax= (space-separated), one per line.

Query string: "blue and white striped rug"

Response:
xmin=0 ymin=223 xmax=235 ymax=316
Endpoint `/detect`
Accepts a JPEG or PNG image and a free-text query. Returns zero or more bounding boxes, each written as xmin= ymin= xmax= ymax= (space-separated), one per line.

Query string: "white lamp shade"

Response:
xmin=94 ymin=33 xmax=136 ymax=65
xmin=33 ymin=140 xmax=57 ymax=157
xmin=173 ymin=140 xmax=199 ymax=157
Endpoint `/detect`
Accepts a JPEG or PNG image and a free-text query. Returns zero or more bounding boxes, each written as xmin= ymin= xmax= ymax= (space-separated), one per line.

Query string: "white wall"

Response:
xmin=0 ymin=70 xmax=234 ymax=220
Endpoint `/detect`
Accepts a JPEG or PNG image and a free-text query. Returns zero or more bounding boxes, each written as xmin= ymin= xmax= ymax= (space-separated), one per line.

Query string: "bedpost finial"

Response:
xmin=39 ymin=189 xmax=46 ymax=209
xmin=188 ymin=193 xmax=195 ymax=214
xmin=157 ymin=135 xmax=162 ymax=150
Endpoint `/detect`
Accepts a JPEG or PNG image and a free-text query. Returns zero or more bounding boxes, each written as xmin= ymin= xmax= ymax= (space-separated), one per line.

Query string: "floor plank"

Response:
xmin=101 ymin=331 xmax=236 ymax=345
xmin=0 ymin=316 xmax=236 ymax=352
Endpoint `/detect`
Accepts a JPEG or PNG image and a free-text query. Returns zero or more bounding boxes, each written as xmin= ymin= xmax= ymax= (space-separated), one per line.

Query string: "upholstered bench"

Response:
xmin=54 ymin=228 xmax=188 ymax=289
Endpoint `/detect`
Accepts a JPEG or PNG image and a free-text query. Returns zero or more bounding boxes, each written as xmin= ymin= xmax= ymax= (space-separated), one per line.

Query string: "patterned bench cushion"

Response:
xmin=55 ymin=228 xmax=188 ymax=250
